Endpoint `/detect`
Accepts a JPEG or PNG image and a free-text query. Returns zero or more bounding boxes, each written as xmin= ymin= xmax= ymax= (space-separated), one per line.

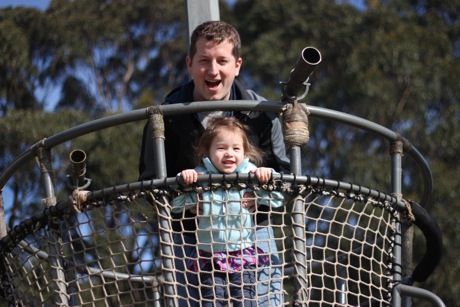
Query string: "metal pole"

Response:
xmin=396 ymin=284 xmax=446 ymax=307
xmin=335 ymin=267 xmax=348 ymax=305
xmin=158 ymin=2 xmax=220 ymax=305
xmin=36 ymin=147 xmax=70 ymax=306
xmin=148 ymin=108 xmax=167 ymax=179
xmin=146 ymin=108 xmax=176 ymax=306
xmin=184 ymin=0 xmax=220 ymax=48
xmin=0 ymin=193 xmax=6 ymax=239
xmin=390 ymin=140 xmax=409 ymax=307
xmin=290 ymin=145 xmax=309 ymax=304
xmin=290 ymin=147 xmax=302 ymax=175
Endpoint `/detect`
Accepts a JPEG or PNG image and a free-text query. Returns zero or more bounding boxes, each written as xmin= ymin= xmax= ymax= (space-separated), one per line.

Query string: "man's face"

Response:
xmin=187 ymin=37 xmax=242 ymax=101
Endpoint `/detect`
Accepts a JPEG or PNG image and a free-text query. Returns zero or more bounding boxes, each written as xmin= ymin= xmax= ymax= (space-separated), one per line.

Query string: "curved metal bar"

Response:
xmin=395 ymin=284 xmax=446 ymax=307
xmin=15 ymin=239 xmax=162 ymax=283
xmin=305 ymin=105 xmax=433 ymax=207
xmin=0 ymin=108 xmax=148 ymax=190
xmin=85 ymin=173 xmax=405 ymax=210
xmin=408 ymin=200 xmax=443 ymax=283
xmin=0 ymin=101 xmax=433 ymax=208
xmin=0 ymin=173 xmax=403 ymax=255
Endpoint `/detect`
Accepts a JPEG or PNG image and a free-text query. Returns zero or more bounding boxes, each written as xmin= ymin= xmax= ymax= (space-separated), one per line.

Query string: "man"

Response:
xmin=139 ymin=20 xmax=289 ymax=306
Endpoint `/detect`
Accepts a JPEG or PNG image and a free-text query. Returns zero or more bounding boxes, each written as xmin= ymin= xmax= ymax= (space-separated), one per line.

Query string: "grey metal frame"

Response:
xmin=0 ymin=101 xmax=433 ymax=207
xmin=0 ymin=100 xmax=443 ymax=306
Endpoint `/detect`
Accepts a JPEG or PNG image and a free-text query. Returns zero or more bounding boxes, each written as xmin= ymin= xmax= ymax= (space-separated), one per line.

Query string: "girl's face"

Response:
xmin=208 ymin=129 xmax=246 ymax=174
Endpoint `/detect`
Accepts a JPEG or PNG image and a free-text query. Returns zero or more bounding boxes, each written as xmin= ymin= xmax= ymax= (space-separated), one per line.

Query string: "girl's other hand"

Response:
xmin=251 ymin=167 xmax=272 ymax=183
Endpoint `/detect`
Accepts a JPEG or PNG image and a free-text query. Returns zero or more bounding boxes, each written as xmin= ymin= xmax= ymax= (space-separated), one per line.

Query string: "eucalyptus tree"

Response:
xmin=46 ymin=0 xmax=187 ymax=112
xmin=0 ymin=0 xmax=457 ymax=304
xmin=224 ymin=0 xmax=459 ymax=304
xmin=0 ymin=0 xmax=187 ymax=225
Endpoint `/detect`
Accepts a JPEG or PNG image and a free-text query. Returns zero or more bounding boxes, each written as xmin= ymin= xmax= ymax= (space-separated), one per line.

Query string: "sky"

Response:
xmin=0 ymin=0 xmax=366 ymax=11
xmin=0 ymin=0 xmax=50 ymax=10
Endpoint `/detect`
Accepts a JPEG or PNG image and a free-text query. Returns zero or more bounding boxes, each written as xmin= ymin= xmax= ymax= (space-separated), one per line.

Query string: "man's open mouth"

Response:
xmin=206 ymin=80 xmax=221 ymax=87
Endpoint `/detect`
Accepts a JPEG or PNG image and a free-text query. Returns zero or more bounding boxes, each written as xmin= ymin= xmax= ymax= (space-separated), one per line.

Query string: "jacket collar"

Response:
xmin=164 ymin=79 xmax=251 ymax=104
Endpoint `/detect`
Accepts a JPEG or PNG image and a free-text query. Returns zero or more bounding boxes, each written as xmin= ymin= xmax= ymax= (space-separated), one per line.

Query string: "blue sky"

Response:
xmin=0 ymin=0 xmax=50 ymax=10
xmin=0 ymin=0 xmax=366 ymax=11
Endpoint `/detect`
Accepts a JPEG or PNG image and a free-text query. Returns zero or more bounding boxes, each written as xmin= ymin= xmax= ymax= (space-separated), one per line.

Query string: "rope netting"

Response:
xmin=0 ymin=178 xmax=398 ymax=306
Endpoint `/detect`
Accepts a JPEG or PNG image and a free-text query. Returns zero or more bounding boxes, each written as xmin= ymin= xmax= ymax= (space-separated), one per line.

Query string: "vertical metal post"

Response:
xmin=184 ymin=0 xmax=220 ymax=48
xmin=335 ymin=267 xmax=348 ymax=305
xmin=389 ymin=140 xmax=411 ymax=307
xmin=392 ymin=215 xmax=403 ymax=307
xmin=147 ymin=108 xmax=175 ymax=306
xmin=36 ymin=147 xmax=70 ymax=306
xmin=290 ymin=145 xmax=309 ymax=304
xmin=282 ymin=100 xmax=311 ymax=305
xmin=158 ymin=2 xmax=220 ymax=305
xmin=290 ymin=147 xmax=302 ymax=175
xmin=0 ymin=193 xmax=6 ymax=239
xmin=148 ymin=108 xmax=167 ymax=179
xmin=0 ymin=192 xmax=17 ymax=305
xmin=401 ymin=220 xmax=414 ymax=307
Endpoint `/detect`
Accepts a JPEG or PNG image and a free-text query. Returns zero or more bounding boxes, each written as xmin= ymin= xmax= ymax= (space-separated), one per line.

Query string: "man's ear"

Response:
xmin=235 ymin=57 xmax=242 ymax=76
xmin=186 ymin=55 xmax=193 ymax=76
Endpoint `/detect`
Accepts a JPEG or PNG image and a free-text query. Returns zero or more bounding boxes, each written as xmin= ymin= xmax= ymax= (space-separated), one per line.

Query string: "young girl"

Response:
xmin=172 ymin=116 xmax=284 ymax=307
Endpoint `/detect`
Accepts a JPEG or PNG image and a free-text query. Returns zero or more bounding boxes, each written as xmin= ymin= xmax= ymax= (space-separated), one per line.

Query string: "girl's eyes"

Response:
xmin=217 ymin=147 xmax=241 ymax=151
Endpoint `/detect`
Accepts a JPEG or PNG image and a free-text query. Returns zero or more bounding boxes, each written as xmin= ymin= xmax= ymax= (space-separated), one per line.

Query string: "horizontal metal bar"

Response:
xmin=0 ymin=101 xmax=432 ymax=207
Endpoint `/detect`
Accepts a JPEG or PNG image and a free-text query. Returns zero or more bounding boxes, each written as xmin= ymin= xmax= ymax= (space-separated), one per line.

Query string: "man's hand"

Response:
xmin=242 ymin=191 xmax=257 ymax=213
xmin=189 ymin=202 xmax=203 ymax=215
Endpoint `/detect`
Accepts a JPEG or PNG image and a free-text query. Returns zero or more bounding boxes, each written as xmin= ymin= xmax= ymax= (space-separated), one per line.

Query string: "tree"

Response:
xmin=224 ymin=0 xmax=459 ymax=304
xmin=0 ymin=0 xmax=187 ymax=230
xmin=0 ymin=0 xmax=458 ymax=304
xmin=47 ymin=0 xmax=187 ymax=112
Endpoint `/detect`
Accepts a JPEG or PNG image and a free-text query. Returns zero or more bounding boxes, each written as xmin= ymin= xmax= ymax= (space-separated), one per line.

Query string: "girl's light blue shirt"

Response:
xmin=172 ymin=157 xmax=284 ymax=253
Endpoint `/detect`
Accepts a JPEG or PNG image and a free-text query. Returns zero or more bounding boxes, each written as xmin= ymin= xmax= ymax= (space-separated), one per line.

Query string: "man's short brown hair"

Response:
xmin=189 ymin=21 xmax=241 ymax=60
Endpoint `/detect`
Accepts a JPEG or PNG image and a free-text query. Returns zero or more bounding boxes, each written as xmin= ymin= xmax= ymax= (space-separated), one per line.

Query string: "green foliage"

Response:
xmin=0 ymin=108 xmax=89 ymax=227
xmin=0 ymin=10 xmax=37 ymax=112
xmin=224 ymin=1 xmax=459 ymax=304
xmin=0 ymin=0 xmax=458 ymax=304
xmin=76 ymin=118 xmax=144 ymax=190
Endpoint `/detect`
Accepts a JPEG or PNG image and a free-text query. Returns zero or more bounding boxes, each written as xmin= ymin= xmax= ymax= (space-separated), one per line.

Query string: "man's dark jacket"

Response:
xmin=138 ymin=79 xmax=290 ymax=232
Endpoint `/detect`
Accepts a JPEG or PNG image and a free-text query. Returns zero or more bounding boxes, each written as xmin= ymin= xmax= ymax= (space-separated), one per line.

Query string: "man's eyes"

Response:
xmin=198 ymin=59 xmax=229 ymax=64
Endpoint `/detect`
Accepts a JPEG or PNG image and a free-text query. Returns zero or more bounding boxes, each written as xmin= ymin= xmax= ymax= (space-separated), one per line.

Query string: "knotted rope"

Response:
xmin=282 ymin=100 xmax=310 ymax=147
